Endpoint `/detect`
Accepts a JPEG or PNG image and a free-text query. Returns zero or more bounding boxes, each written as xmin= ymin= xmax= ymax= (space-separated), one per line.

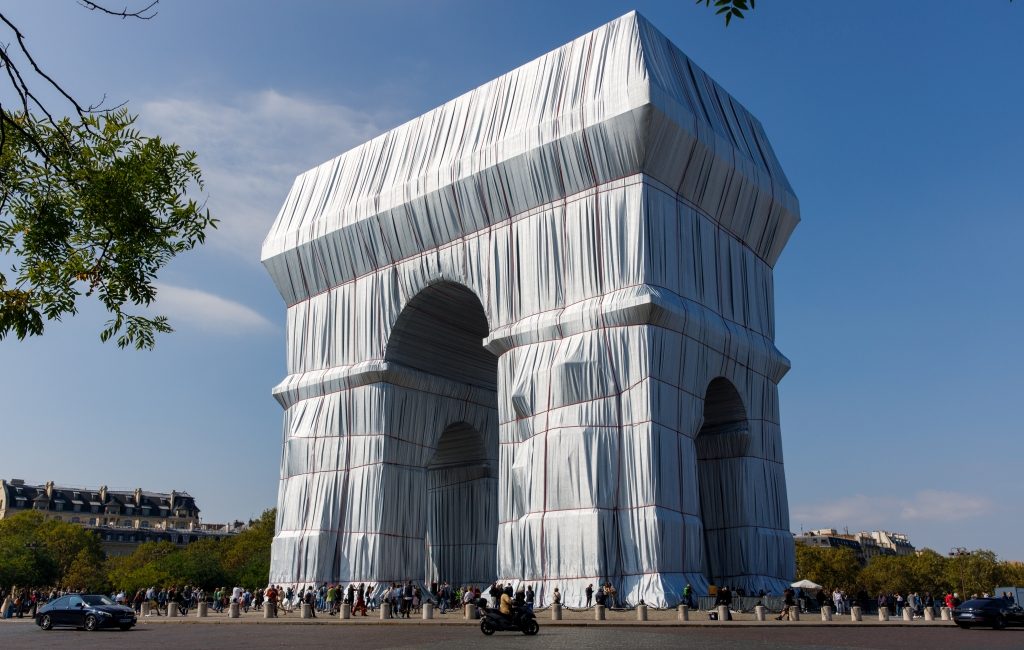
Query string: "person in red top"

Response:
xmin=265 ymin=585 xmax=279 ymax=617
xmin=944 ymin=592 xmax=956 ymax=610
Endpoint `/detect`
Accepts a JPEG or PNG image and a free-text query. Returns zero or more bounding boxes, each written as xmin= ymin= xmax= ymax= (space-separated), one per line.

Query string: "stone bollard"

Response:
xmin=940 ymin=607 xmax=951 ymax=621
xmin=379 ymin=602 xmax=390 ymax=620
xmin=1 ymin=597 xmax=10 ymax=618
xmin=423 ymin=602 xmax=433 ymax=619
xmin=821 ymin=606 xmax=833 ymax=621
xmin=301 ymin=603 xmax=312 ymax=619
xmin=264 ymin=603 xmax=276 ymax=618
xmin=229 ymin=602 xmax=240 ymax=619
xmin=678 ymin=604 xmax=689 ymax=621
xmin=851 ymin=606 xmax=862 ymax=621
xmin=551 ymin=604 xmax=562 ymax=620
xmin=467 ymin=605 xmax=480 ymax=620
xmin=879 ymin=606 xmax=890 ymax=621
xmin=637 ymin=604 xmax=648 ymax=621
xmin=197 ymin=601 xmax=208 ymax=617
xmin=341 ymin=603 xmax=351 ymax=619
xmin=755 ymin=605 xmax=766 ymax=621
xmin=717 ymin=605 xmax=729 ymax=622
xmin=789 ymin=606 xmax=800 ymax=621
xmin=902 ymin=608 xmax=912 ymax=621
xmin=168 ymin=603 xmax=179 ymax=618
xmin=596 ymin=605 xmax=606 ymax=620
xmin=924 ymin=607 xmax=934 ymax=621
xmin=141 ymin=601 xmax=151 ymax=617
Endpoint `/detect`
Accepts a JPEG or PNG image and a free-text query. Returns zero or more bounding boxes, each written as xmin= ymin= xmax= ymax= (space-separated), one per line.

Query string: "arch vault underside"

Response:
xmin=262 ymin=11 xmax=798 ymax=607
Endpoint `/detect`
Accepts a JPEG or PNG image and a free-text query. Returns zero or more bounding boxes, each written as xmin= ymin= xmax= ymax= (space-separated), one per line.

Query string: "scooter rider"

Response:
xmin=499 ymin=588 xmax=514 ymax=621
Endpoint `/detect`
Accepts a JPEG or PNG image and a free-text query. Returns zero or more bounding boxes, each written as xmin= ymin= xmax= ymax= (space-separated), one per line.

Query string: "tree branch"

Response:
xmin=77 ymin=1 xmax=159 ymax=20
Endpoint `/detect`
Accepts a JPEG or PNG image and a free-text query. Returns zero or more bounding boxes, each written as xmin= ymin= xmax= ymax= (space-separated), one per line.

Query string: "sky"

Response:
xmin=1 ymin=1 xmax=1021 ymax=559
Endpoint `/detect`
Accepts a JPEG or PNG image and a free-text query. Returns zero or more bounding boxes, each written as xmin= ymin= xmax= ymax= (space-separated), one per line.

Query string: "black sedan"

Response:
xmin=953 ymin=598 xmax=1024 ymax=629
xmin=35 ymin=593 xmax=137 ymax=631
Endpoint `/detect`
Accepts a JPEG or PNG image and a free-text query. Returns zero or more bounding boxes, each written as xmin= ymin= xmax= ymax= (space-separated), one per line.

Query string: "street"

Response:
xmin=1 ymin=620 xmax=1021 ymax=650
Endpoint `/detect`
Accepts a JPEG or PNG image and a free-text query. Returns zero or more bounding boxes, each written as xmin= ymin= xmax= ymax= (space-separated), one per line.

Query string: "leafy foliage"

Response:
xmin=217 ymin=508 xmax=275 ymax=589
xmin=697 ymin=0 xmax=755 ymax=26
xmin=103 ymin=509 xmax=275 ymax=592
xmin=795 ymin=543 xmax=1021 ymax=596
xmin=1 ymin=508 xmax=276 ymax=592
xmin=0 ymin=511 xmax=105 ymax=589
xmin=0 ymin=109 xmax=215 ymax=348
xmin=795 ymin=544 xmax=861 ymax=592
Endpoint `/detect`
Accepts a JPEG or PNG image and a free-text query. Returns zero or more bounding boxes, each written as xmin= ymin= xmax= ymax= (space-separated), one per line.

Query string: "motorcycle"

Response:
xmin=479 ymin=605 xmax=539 ymax=636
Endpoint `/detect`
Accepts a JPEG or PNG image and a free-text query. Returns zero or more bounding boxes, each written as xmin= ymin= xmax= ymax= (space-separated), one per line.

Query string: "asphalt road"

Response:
xmin=2 ymin=621 xmax=1022 ymax=650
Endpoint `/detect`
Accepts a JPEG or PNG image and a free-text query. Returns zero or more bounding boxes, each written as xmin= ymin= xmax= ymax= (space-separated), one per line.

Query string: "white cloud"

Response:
xmin=899 ymin=489 xmax=992 ymax=522
xmin=791 ymin=489 xmax=993 ymax=531
xmin=139 ymin=90 xmax=396 ymax=260
xmin=152 ymin=283 xmax=275 ymax=334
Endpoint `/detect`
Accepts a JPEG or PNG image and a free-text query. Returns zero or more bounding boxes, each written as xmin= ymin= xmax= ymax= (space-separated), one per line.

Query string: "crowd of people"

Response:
xmin=773 ymin=586 xmax=1019 ymax=619
xmin=4 ymin=580 xmax=1018 ymax=621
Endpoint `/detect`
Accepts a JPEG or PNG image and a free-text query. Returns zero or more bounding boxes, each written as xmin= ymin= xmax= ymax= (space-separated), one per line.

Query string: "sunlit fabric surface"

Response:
xmin=262 ymin=10 xmax=798 ymax=607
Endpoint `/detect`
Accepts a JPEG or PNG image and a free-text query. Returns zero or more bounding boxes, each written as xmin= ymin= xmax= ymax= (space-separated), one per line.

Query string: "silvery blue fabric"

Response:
xmin=262 ymin=11 xmax=798 ymax=606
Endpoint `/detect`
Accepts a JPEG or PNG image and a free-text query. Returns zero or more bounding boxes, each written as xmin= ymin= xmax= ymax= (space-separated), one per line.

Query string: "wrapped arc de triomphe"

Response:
xmin=262 ymin=11 xmax=799 ymax=607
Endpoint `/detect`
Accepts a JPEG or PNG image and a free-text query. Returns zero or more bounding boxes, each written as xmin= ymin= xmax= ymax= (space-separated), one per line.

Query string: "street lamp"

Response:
xmin=949 ymin=547 xmax=969 ymax=599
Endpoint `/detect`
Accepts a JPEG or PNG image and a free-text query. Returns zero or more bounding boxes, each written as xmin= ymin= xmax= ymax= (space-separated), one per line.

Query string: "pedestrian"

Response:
xmin=326 ymin=584 xmax=337 ymax=615
xmin=683 ymin=582 xmax=694 ymax=609
xmin=402 ymin=582 xmax=413 ymax=618
xmin=585 ymin=583 xmax=593 ymax=608
xmin=777 ymin=587 xmax=795 ymax=620
xmin=355 ymin=583 xmax=368 ymax=616
xmin=304 ymin=586 xmax=316 ymax=617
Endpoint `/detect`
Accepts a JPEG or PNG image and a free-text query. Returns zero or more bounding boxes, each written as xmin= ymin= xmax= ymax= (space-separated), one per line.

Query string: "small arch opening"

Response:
xmin=425 ymin=421 xmax=497 ymax=587
xmin=696 ymin=377 xmax=750 ymax=586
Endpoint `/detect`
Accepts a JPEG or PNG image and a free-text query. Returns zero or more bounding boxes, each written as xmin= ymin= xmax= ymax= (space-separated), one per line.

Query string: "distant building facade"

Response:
xmin=0 ymin=478 xmax=240 ymax=556
xmin=795 ymin=528 xmax=916 ymax=564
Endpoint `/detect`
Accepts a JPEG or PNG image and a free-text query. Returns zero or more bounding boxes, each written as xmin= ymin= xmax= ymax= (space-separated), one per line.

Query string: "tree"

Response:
xmin=858 ymin=555 xmax=916 ymax=595
xmin=37 ymin=515 xmax=105 ymax=580
xmin=218 ymin=509 xmax=275 ymax=588
xmin=162 ymin=538 xmax=228 ymax=589
xmin=794 ymin=544 xmax=861 ymax=592
xmin=946 ymin=549 xmax=1000 ymax=597
xmin=105 ymin=540 xmax=177 ymax=591
xmin=0 ymin=2 xmax=215 ymax=349
xmin=905 ymin=548 xmax=949 ymax=596
xmin=0 ymin=510 xmax=103 ymax=588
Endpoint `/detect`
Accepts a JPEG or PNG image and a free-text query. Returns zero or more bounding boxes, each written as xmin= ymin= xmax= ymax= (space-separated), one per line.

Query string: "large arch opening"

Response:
xmin=386 ymin=282 xmax=496 ymax=390
xmin=695 ymin=377 xmax=750 ymax=587
xmin=385 ymin=281 xmax=498 ymax=588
